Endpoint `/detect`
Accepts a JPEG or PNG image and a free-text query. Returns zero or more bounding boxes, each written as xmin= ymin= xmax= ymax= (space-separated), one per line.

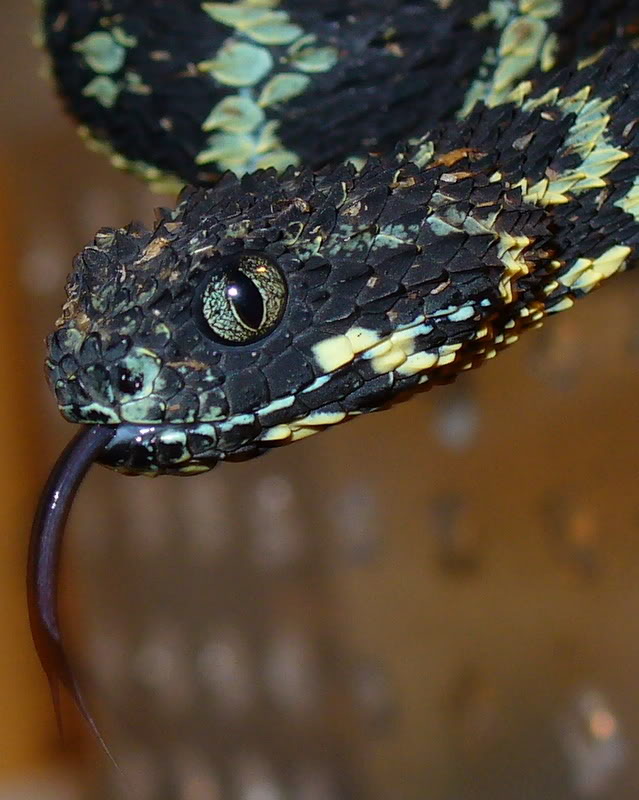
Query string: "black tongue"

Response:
xmin=28 ymin=424 xmax=118 ymax=765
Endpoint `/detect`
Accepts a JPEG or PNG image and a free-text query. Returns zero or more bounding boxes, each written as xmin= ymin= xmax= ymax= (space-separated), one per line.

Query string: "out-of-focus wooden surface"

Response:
xmin=0 ymin=3 xmax=169 ymax=791
xmin=0 ymin=152 xmax=58 ymax=775
xmin=3 ymin=3 xmax=639 ymax=799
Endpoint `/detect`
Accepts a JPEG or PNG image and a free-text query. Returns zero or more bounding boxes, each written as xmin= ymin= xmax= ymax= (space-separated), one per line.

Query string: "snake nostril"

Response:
xmin=117 ymin=367 xmax=143 ymax=395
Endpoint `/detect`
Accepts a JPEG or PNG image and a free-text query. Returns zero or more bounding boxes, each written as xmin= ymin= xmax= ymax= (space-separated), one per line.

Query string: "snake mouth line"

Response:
xmin=98 ymin=418 xmax=280 ymax=475
xmin=98 ymin=422 xmax=234 ymax=476
xmin=98 ymin=423 xmax=220 ymax=476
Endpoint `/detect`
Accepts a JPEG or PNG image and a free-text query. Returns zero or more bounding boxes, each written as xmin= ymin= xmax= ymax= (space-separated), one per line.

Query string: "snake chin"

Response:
xmin=97 ymin=422 xmax=263 ymax=476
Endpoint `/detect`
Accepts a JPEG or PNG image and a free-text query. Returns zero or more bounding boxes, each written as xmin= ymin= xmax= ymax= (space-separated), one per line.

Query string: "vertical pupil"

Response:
xmin=226 ymin=269 xmax=264 ymax=330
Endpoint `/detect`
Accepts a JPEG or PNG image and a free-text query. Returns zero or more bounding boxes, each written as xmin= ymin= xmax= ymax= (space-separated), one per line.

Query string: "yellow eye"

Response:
xmin=195 ymin=253 xmax=287 ymax=344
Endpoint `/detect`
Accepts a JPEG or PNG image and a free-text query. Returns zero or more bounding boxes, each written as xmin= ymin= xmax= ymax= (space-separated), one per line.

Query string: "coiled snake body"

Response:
xmin=32 ymin=0 xmax=639 ymax=747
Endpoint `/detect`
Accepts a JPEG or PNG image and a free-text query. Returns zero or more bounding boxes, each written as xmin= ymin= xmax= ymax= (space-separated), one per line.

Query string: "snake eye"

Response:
xmin=194 ymin=252 xmax=287 ymax=345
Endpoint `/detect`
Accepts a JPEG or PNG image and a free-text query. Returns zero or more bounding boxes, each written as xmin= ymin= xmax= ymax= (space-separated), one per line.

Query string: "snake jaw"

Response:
xmin=98 ymin=423 xmax=223 ymax=475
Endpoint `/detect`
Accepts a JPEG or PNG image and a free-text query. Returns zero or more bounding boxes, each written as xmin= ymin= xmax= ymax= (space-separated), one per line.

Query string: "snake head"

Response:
xmin=48 ymin=167 xmax=321 ymax=473
xmin=49 ymin=161 xmax=429 ymax=474
xmin=48 ymin=145 xmax=542 ymax=475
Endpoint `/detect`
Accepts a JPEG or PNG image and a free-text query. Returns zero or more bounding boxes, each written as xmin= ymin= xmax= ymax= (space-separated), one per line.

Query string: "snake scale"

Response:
xmin=32 ymin=0 xmax=639 ymax=751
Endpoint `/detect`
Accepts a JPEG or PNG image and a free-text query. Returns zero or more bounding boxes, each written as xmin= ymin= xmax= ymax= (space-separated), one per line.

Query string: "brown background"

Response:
xmin=1 ymin=3 xmax=639 ymax=798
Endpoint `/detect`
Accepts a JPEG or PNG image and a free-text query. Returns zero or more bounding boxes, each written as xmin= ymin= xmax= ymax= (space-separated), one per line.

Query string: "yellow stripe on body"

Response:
xmin=197 ymin=0 xmax=338 ymax=174
xmin=427 ymin=192 xmax=535 ymax=306
xmin=614 ymin=177 xmax=639 ymax=222
xmin=514 ymin=87 xmax=630 ymax=206
xmin=557 ymin=245 xmax=632 ymax=295
xmin=460 ymin=0 xmax=562 ymax=117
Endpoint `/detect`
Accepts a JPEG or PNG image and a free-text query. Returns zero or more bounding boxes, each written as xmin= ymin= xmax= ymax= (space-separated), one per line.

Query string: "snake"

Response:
xmin=31 ymin=0 xmax=639 ymax=755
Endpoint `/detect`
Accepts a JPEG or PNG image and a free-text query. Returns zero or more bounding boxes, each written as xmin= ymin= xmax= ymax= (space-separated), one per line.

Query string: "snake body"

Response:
xmin=39 ymin=1 xmax=639 ymax=475
xmin=42 ymin=1 xmax=639 ymax=184
xmin=31 ymin=2 xmax=639 ymax=746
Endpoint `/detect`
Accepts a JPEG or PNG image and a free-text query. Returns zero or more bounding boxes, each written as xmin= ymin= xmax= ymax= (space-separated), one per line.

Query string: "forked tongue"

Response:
xmin=28 ymin=424 xmax=120 ymax=769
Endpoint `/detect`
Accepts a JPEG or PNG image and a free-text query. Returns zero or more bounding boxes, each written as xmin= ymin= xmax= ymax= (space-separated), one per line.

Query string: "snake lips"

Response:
xmin=32 ymin=0 xmax=639 ymax=760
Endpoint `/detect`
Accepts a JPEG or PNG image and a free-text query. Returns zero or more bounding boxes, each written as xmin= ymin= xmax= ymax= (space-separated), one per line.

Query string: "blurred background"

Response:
xmin=3 ymin=2 xmax=639 ymax=798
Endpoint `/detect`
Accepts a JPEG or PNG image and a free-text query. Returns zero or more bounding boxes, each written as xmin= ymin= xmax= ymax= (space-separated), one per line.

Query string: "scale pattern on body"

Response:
xmin=28 ymin=0 xmax=639 ymax=755
xmin=41 ymin=0 xmax=639 ymax=474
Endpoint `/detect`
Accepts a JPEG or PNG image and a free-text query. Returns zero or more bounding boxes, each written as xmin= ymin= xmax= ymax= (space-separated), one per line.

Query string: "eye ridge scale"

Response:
xmin=193 ymin=251 xmax=288 ymax=346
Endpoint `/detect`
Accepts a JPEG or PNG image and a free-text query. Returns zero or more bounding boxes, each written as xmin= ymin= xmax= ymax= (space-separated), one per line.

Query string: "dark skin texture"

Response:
xmin=32 ymin=0 xmax=639 ymax=761
xmin=31 ymin=46 xmax=639 ymax=758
